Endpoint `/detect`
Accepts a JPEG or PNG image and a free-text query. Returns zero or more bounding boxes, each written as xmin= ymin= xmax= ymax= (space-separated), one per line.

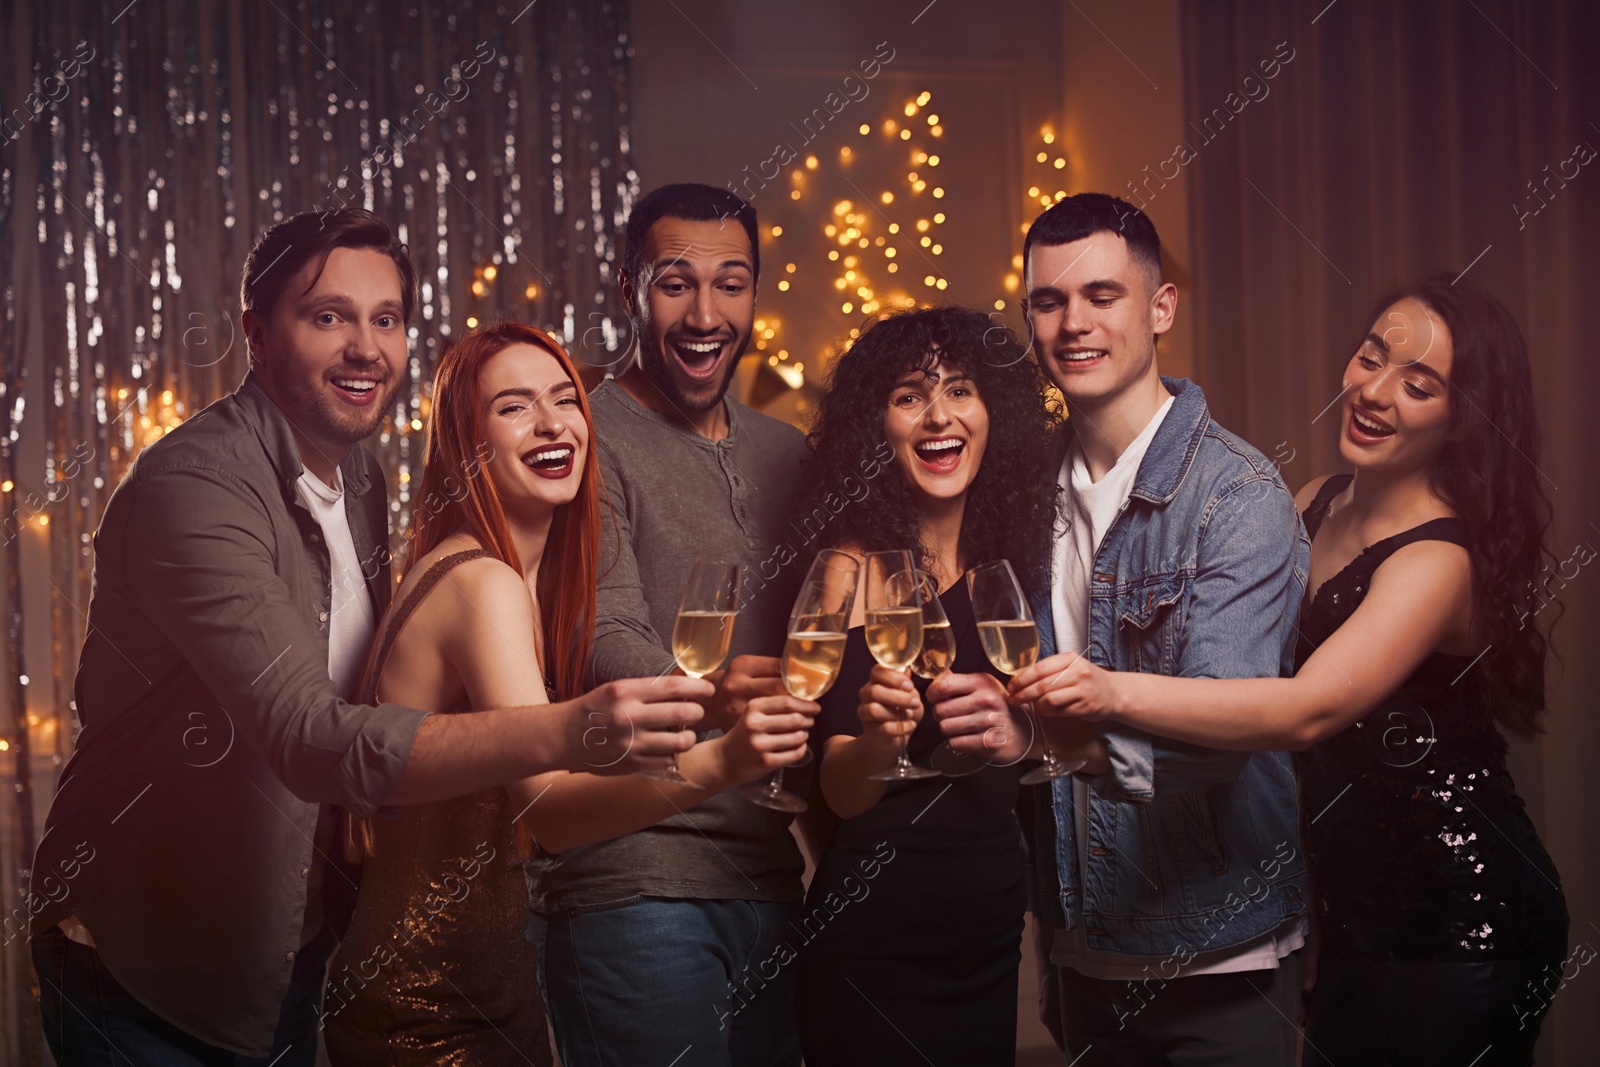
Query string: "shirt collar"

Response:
xmin=234 ymin=372 xmax=374 ymax=499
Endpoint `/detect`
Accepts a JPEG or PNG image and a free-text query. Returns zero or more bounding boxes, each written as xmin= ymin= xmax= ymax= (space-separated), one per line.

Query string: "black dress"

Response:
xmin=794 ymin=580 xmax=1026 ymax=1067
xmin=1297 ymin=476 xmax=1568 ymax=1067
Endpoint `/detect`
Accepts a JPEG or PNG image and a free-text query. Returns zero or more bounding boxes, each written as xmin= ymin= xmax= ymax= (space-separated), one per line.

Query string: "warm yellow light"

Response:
xmin=769 ymin=355 xmax=779 ymax=366
xmin=790 ymin=189 xmax=802 ymax=200
xmin=824 ymin=224 xmax=837 ymax=237
xmin=1042 ymin=127 xmax=1055 ymax=143
xmin=934 ymin=212 xmax=946 ymax=223
xmin=932 ymin=187 xmax=945 ymax=198
xmin=36 ymin=515 xmax=48 ymax=527
xmin=859 ymin=123 xmax=870 ymax=135
xmin=916 ymin=219 xmax=930 ymax=232
xmin=1004 ymin=273 xmax=1020 ymax=292
xmin=828 ymin=250 xmax=840 ymax=261
xmin=1036 ymin=152 xmax=1048 ymax=163
xmin=899 ymin=129 xmax=911 ymax=140
xmin=935 ymin=278 xmax=948 ymax=290
xmin=777 ymin=280 xmax=790 ymax=291
xmin=884 ymin=247 xmax=896 ymax=258
xmin=924 ymin=275 xmax=937 ymax=286
xmin=0 ymin=741 xmax=8 ymax=752
xmin=526 ymin=283 xmax=540 ymax=300
xmin=161 ymin=389 xmax=175 ymax=405
xmin=806 ymin=155 xmax=819 ymax=169
xmin=764 ymin=328 xmax=776 ymax=339
xmin=915 ymin=151 xmax=928 ymax=163
xmin=917 ymin=91 xmax=932 ymax=105
xmin=909 ymin=172 xmax=920 ymax=183
xmin=887 ymin=262 xmax=899 ymax=273
xmin=1012 ymin=253 xmax=1024 ymax=269
xmin=1056 ymin=190 xmax=1067 ymax=201
xmin=842 ymin=302 xmax=853 ymax=313
xmin=845 ymin=256 xmax=859 ymax=267
xmin=913 ymin=180 xmax=926 ymax=192
xmin=931 ymin=126 xmax=943 ymax=137
xmin=792 ymin=169 xmax=802 ymax=181
xmin=927 ymin=114 xmax=940 ymax=125
xmin=835 ymin=200 xmax=852 ymax=215
xmin=1028 ymin=185 xmax=1040 ymax=198
xmin=786 ymin=262 xmax=797 ymax=273
xmin=875 ymin=236 xmax=886 ymax=246
xmin=888 ymin=223 xmax=900 ymax=234
xmin=483 ymin=265 xmax=498 ymax=281
xmin=844 ymin=270 xmax=857 ymax=281
xmin=881 ymin=191 xmax=894 ymax=204
xmin=117 ymin=387 xmax=128 ymax=400
xmin=471 ymin=280 xmax=487 ymax=297
xmin=834 ymin=278 xmax=848 ymax=290
xmin=904 ymin=102 xmax=917 ymax=117
xmin=994 ymin=299 xmax=1006 ymax=310
xmin=920 ymin=236 xmax=932 ymax=248
xmin=884 ymin=119 xmax=897 ymax=133
xmin=840 ymin=146 xmax=852 ymax=158
xmin=779 ymin=350 xmax=789 ymax=359
xmin=466 ymin=316 xmax=479 ymax=328
xmin=771 ymin=225 xmax=783 ymax=237
xmin=927 ymin=155 xmax=940 ymax=166
xmin=1041 ymin=195 xmax=1053 ymax=206
xmin=1054 ymin=158 xmax=1066 ymax=170
xmin=857 ymin=286 xmax=871 ymax=298
xmin=932 ymin=244 xmax=943 ymax=255
xmin=1 ymin=480 xmax=12 ymax=493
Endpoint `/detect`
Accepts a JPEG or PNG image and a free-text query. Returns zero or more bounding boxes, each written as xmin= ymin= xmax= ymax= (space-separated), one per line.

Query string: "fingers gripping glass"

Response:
xmin=647 ymin=558 xmax=740 ymax=786
xmin=865 ymin=551 xmax=941 ymax=782
xmin=740 ymin=550 xmax=859 ymax=812
xmin=966 ymin=559 xmax=1082 ymax=784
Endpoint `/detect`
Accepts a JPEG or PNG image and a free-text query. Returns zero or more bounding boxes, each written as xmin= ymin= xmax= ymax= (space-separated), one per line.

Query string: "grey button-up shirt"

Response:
xmin=27 ymin=373 xmax=428 ymax=1056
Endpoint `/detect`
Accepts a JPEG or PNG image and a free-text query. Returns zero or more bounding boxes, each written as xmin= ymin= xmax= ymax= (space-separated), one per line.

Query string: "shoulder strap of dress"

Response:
xmin=1302 ymin=473 xmax=1354 ymax=541
xmin=1381 ymin=517 xmax=1470 ymax=553
xmin=360 ymin=548 xmax=492 ymax=702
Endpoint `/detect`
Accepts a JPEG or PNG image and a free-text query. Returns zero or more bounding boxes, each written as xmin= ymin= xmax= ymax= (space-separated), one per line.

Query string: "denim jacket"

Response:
xmin=1029 ymin=377 xmax=1311 ymax=959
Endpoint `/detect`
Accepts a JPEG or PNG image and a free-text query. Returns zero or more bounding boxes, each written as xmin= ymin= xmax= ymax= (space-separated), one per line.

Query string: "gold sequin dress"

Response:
xmin=323 ymin=550 xmax=552 ymax=1066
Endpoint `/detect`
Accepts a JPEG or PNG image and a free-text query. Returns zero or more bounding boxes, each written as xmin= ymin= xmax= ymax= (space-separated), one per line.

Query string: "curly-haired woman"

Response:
xmin=791 ymin=306 xmax=1062 ymax=1065
xmin=1012 ymin=277 xmax=1570 ymax=1066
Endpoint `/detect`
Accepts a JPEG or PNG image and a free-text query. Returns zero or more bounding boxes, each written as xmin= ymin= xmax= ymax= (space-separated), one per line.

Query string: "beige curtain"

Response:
xmin=1179 ymin=1 xmax=1598 ymax=1062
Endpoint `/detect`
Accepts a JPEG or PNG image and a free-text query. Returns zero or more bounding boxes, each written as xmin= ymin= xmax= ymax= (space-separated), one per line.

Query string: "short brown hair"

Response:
xmin=240 ymin=208 xmax=418 ymax=324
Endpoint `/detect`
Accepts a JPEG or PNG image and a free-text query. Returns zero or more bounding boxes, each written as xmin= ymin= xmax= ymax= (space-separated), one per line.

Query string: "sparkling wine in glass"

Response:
xmin=741 ymin=553 xmax=858 ymax=812
xmin=647 ymin=558 xmax=740 ymax=786
xmin=966 ymin=559 xmax=1081 ymax=784
xmin=865 ymin=551 xmax=940 ymax=782
xmin=907 ymin=573 xmax=983 ymax=778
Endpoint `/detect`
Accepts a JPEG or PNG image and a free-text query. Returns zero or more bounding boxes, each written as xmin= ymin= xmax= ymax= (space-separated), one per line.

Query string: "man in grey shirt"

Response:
xmin=27 ymin=209 xmax=707 ymax=1064
xmin=528 ymin=184 xmax=817 ymax=1067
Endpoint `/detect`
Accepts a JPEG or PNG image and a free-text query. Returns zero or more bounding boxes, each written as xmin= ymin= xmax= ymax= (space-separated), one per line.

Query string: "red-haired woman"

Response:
xmin=321 ymin=322 xmax=598 ymax=1065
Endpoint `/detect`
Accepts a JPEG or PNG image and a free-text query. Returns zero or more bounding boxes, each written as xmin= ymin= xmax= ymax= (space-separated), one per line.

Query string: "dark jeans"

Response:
xmin=1304 ymin=954 xmax=1560 ymax=1067
xmin=1056 ymin=949 xmax=1305 ymax=1066
xmin=529 ymin=896 xmax=802 ymax=1067
xmin=32 ymin=925 xmax=335 ymax=1066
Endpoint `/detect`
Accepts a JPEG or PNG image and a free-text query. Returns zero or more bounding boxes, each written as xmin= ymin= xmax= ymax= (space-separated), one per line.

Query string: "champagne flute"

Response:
xmin=739 ymin=559 xmax=857 ymax=811
xmin=865 ymin=551 xmax=940 ymax=782
xmin=907 ymin=573 xmax=982 ymax=778
xmin=648 ymin=558 xmax=740 ymax=786
xmin=786 ymin=550 xmax=860 ymax=771
xmin=966 ymin=559 xmax=1082 ymax=784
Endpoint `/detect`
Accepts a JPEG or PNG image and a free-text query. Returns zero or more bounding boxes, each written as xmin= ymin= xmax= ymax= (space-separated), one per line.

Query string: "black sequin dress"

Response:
xmin=1297 ymin=476 xmax=1567 ymax=1066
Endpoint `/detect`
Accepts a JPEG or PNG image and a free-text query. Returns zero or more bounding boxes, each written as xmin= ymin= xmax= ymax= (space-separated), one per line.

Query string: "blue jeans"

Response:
xmin=529 ymin=896 xmax=802 ymax=1067
xmin=32 ymin=925 xmax=333 ymax=1066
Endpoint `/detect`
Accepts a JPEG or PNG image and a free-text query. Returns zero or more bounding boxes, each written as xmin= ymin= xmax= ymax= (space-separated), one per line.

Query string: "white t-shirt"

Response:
xmin=295 ymin=468 xmax=377 ymax=700
xmin=1048 ymin=395 xmax=1306 ymax=979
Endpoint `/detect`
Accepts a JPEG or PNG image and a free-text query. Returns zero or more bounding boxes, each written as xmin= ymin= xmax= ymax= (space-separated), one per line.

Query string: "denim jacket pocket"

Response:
xmin=1173 ymin=786 xmax=1228 ymax=876
xmin=1115 ymin=578 xmax=1186 ymax=675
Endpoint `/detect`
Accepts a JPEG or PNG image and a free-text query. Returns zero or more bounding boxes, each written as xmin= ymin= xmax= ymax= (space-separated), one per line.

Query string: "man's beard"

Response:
xmin=275 ymin=367 xmax=397 ymax=447
xmin=637 ymin=332 xmax=745 ymax=415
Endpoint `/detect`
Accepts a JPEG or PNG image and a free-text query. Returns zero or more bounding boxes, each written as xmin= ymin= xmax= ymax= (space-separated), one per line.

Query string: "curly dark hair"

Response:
xmin=1362 ymin=275 xmax=1557 ymax=737
xmin=798 ymin=306 xmax=1063 ymax=594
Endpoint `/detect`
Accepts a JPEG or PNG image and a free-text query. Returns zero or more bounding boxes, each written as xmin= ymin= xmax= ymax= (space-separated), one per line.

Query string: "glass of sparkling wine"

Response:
xmin=864 ymin=551 xmax=940 ymax=782
xmin=651 ymin=558 xmax=740 ymax=786
xmin=908 ymin=574 xmax=982 ymax=778
xmin=740 ymin=556 xmax=858 ymax=812
xmin=966 ymin=559 xmax=1082 ymax=784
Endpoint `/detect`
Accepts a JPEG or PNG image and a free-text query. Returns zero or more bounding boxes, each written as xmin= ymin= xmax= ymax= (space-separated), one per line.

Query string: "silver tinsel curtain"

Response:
xmin=0 ymin=1 xmax=637 ymax=1056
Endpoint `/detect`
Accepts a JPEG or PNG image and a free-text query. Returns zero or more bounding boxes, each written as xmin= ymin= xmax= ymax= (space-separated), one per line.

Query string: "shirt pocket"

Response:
xmin=1114 ymin=577 xmax=1186 ymax=675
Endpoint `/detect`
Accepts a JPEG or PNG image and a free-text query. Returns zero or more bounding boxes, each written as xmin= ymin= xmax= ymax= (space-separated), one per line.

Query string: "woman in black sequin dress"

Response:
xmin=1010 ymin=276 xmax=1568 ymax=1066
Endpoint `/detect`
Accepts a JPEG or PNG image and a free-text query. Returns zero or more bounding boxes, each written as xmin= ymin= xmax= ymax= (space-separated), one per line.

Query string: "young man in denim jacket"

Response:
xmin=934 ymin=194 xmax=1310 ymax=1064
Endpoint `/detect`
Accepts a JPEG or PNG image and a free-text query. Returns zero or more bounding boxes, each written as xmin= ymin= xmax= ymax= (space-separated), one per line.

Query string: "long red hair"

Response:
xmin=406 ymin=321 xmax=600 ymax=702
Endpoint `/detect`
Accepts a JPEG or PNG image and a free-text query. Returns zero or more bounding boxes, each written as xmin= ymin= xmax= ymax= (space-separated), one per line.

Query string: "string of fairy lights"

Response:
xmin=742 ymin=90 xmax=1070 ymax=398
